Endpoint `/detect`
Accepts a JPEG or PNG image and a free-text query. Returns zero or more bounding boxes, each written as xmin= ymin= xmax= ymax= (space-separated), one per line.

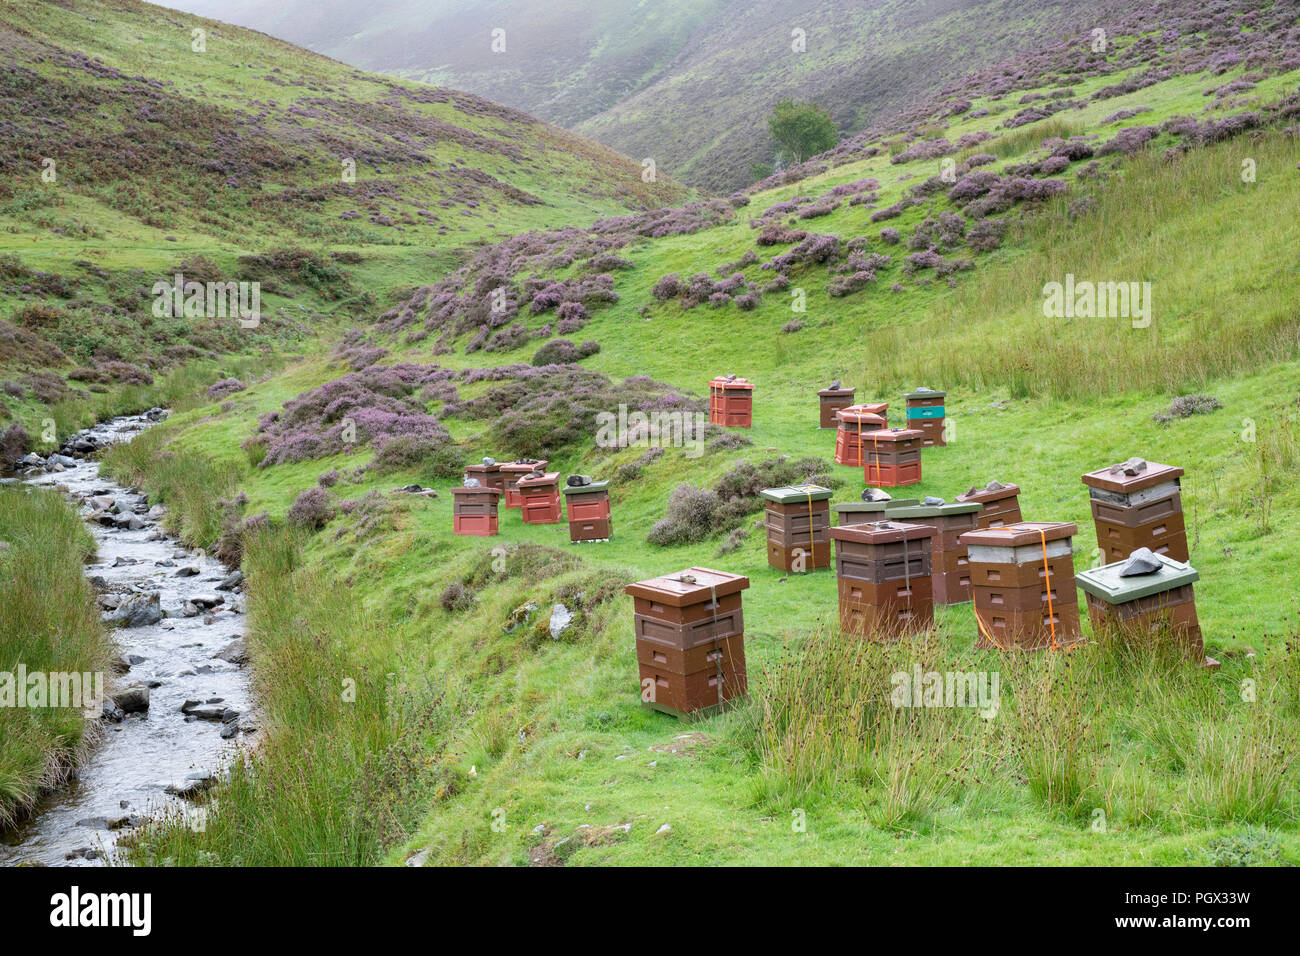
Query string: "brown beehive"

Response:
xmin=516 ymin=470 xmax=562 ymax=524
xmin=463 ymin=458 xmax=507 ymax=496
xmin=1075 ymin=550 xmax=1211 ymax=664
xmin=859 ymin=427 xmax=923 ymax=487
xmin=834 ymin=403 xmax=889 ymax=466
xmin=562 ymin=478 xmax=612 ymax=542
xmin=818 ymin=384 xmax=856 ymax=429
xmin=759 ymin=484 xmax=833 ymax=572
xmin=500 ymin=459 xmax=548 ymax=508
xmin=959 ymin=522 xmax=1082 ymax=650
xmin=882 ymin=501 xmax=981 ymax=605
xmin=904 ymin=387 xmax=947 ymax=447
xmin=708 ymin=376 xmax=754 ymax=428
xmin=451 ymin=486 xmax=502 ymax=536
xmin=830 ymin=521 xmax=934 ymax=639
xmin=625 ymin=568 xmax=749 ymax=719
xmin=956 ymin=481 xmax=1023 ymax=529
xmin=1081 ymin=458 xmax=1188 ymax=563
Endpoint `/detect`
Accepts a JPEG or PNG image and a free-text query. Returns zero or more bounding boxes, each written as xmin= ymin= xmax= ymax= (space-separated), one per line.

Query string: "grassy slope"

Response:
xmin=124 ymin=50 xmax=1300 ymax=865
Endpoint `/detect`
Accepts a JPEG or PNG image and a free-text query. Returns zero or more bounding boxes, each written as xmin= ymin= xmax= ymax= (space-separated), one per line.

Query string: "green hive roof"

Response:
xmin=1075 ymin=554 xmax=1198 ymax=604
xmin=759 ymin=484 xmax=834 ymax=504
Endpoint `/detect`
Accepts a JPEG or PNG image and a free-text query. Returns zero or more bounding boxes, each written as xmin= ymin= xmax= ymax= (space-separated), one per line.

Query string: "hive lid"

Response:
xmin=516 ymin=471 xmax=560 ymax=487
xmin=759 ymin=484 xmax=834 ymax=504
xmin=883 ymin=502 xmax=982 ymax=519
xmin=861 ymin=427 xmax=923 ymax=442
xmin=955 ymin=481 xmax=1021 ymax=504
xmin=905 ymin=386 xmax=947 ymax=400
xmin=500 ymin=459 xmax=549 ymax=472
xmin=709 ymin=376 xmax=754 ymax=389
xmin=836 ymin=402 xmax=888 ymax=420
xmin=829 ymin=520 xmax=935 ymax=544
xmin=464 ymin=461 xmax=501 ymax=473
xmin=625 ymin=567 xmax=750 ymax=606
xmin=1081 ymin=458 xmax=1184 ymax=494
xmin=1075 ymin=553 xmax=1198 ymax=604
xmin=452 ymin=485 xmax=501 ymax=497
xmin=562 ymin=480 xmax=609 ymax=494
xmin=818 ymin=387 xmax=856 ymax=398
xmin=958 ymin=521 xmax=1077 ymax=548
xmin=836 ymin=497 xmax=916 ymax=513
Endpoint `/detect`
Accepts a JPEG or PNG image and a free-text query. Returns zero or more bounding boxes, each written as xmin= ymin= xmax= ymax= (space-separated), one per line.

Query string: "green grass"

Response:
xmin=0 ymin=486 xmax=113 ymax=826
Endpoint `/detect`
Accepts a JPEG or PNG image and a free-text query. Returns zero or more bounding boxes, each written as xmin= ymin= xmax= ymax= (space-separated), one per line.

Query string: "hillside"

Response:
xmin=3 ymin=0 xmax=1300 ymax=870
xmin=163 ymin=0 xmax=1132 ymax=191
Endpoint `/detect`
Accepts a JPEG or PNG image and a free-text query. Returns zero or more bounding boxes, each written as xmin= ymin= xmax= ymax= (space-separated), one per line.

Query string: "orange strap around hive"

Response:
xmin=974 ymin=606 xmax=1008 ymax=650
xmin=1040 ymin=528 xmax=1058 ymax=650
xmin=806 ymin=488 xmax=817 ymax=570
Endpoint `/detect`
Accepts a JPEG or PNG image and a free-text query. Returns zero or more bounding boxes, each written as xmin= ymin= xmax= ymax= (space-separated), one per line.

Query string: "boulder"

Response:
xmin=113 ymin=684 xmax=150 ymax=713
xmin=108 ymin=593 xmax=162 ymax=628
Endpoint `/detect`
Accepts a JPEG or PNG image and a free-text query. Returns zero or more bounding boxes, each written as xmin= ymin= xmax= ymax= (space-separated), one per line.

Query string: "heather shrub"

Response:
xmin=531 ymin=337 xmax=600 ymax=366
xmin=208 ymin=377 xmax=246 ymax=400
xmin=440 ymin=582 xmax=477 ymax=613
xmin=287 ymin=487 xmax=335 ymax=529
xmin=0 ymin=424 xmax=30 ymax=463
xmin=1152 ymin=395 xmax=1223 ymax=425
xmin=651 ymin=273 xmax=682 ymax=300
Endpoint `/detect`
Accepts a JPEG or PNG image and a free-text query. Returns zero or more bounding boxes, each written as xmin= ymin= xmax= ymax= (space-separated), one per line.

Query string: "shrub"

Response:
xmin=286 ymin=487 xmax=335 ymax=529
xmin=208 ymin=377 xmax=246 ymax=400
xmin=0 ymin=424 xmax=30 ymax=463
xmin=651 ymin=273 xmax=682 ymax=300
xmin=531 ymin=337 xmax=600 ymax=366
xmin=1152 ymin=395 xmax=1223 ymax=425
xmin=440 ymin=582 xmax=477 ymax=613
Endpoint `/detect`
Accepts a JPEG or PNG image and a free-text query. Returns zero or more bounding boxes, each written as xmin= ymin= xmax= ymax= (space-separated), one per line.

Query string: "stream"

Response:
xmin=0 ymin=413 xmax=255 ymax=867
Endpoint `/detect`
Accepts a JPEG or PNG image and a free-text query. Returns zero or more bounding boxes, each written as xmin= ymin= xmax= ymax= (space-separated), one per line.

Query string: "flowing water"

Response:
xmin=0 ymin=414 xmax=254 ymax=866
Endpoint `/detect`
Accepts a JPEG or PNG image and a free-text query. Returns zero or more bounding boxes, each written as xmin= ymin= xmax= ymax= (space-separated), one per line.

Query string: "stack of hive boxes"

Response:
xmin=1082 ymin=458 xmax=1188 ymax=563
xmin=516 ymin=470 xmax=562 ymax=524
xmin=860 ymin=427 xmax=923 ymax=487
xmin=818 ymin=383 xmax=856 ymax=429
xmin=830 ymin=520 xmax=934 ymax=639
xmin=501 ymin=459 xmax=548 ymax=508
xmin=625 ymin=568 xmax=749 ymax=718
xmin=708 ymin=375 xmax=754 ymax=428
xmin=451 ymin=484 xmax=502 ymax=536
xmin=760 ymin=484 xmax=832 ymax=573
xmin=960 ymin=521 xmax=1081 ymax=650
xmin=904 ymin=387 xmax=947 ymax=447
xmin=833 ymin=403 xmax=889 ymax=466
xmin=463 ymin=458 xmax=506 ymax=497
xmin=563 ymin=477 xmax=612 ymax=542
xmin=956 ymin=481 xmax=1022 ymax=529
xmin=884 ymin=500 xmax=981 ymax=605
xmin=1075 ymin=548 xmax=1212 ymax=664
xmin=834 ymin=496 xmax=917 ymax=526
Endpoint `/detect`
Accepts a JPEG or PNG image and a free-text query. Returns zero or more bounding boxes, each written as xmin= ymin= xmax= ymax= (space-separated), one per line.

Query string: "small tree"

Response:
xmin=767 ymin=100 xmax=838 ymax=165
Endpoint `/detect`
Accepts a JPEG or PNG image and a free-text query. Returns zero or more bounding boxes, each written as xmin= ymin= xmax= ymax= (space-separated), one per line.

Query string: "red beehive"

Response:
xmin=759 ymin=484 xmax=833 ymax=573
xmin=708 ymin=375 xmax=754 ymax=428
xmin=625 ymin=567 xmax=749 ymax=719
xmin=956 ymin=481 xmax=1022 ymax=529
xmin=959 ymin=522 xmax=1082 ymax=651
xmin=830 ymin=521 xmax=934 ymax=639
xmin=859 ymin=427 xmax=923 ymax=487
xmin=516 ymin=471 xmax=562 ymax=524
xmin=500 ymin=459 xmax=548 ymax=508
xmin=451 ymin=486 xmax=502 ymax=537
xmin=1081 ymin=458 xmax=1188 ymax=563
xmin=834 ymin=403 xmax=889 ymax=466
xmin=463 ymin=458 xmax=507 ymax=496
xmin=562 ymin=478 xmax=612 ymax=542
xmin=904 ymin=387 xmax=948 ymax=448
xmin=818 ymin=383 xmax=856 ymax=429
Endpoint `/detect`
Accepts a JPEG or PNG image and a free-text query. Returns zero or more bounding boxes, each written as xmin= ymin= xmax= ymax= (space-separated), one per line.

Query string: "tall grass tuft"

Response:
xmin=0 ymin=487 xmax=113 ymax=827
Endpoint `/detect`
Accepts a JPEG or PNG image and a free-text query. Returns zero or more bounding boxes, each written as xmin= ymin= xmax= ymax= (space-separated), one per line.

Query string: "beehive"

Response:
xmin=883 ymin=501 xmax=981 ymax=605
xmin=1081 ymin=458 xmax=1188 ymax=563
xmin=625 ymin=567 xmax=749 ymax=718
xmin=563 ymin=478 xmax=612 ymax=542
xmin=759 ymin=484 xmax=833 ymax=572
xmin=833 ymin=403 xmax=889 ymax=466
xmin=859 ymin=427 xmax=923 ymax=487
xmin=834 ymin=497 xmax=919 ymax=526
xmin=516 ymin=471 xmax=562 ymax=524
xmin=463 ymin=458 xmax=506 ymax=496
xmin=818 ymin=384 xmax=856 ymax=429
xmin=708 ymin=376 xmax=754 ymax=428
xmin=959 ymin=522 xmax=1082 ymax=650
xmin=830 ymin=521 xmax=934 ymax=639
xmin=904 ymin=387 xmax=947 ymax=447
xmin=1075 ymin=550 xmax=1210 ymax=663
xmin=451 ymin=486 xmax=502 ymax=537
xmin=500 ymin=459 xmax=548 ymax=508
xmin=956 ymin=481 xmax=1023 ymax=529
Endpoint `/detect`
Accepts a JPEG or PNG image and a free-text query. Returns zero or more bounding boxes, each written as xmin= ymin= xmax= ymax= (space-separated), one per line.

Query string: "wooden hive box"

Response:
xmin=516 ymin=471 xmax=562 ymax=524
xmin=834 ymin=404 xmax=889 ymax=465
xmin=562 ymin=478 xmax=612 ymax=542
xmin=883 ymin=501 xmax=981 ymax=605
xmin=463 ymin=459 xmax=507 ymax=495
xmin=956 ymin=481 xmax=1022 ymax=529
xmin=1082 ymin=458 xmax=1188 ymax=563
xmin=830 ymin=521 xmax=934 ymax=639
xmin=859 ymin=427 xmax=924 ymax=487
xmin=708 ymin=376 xmax=754 ymax=428
xmin=451 ymin=486 xmax=502 ymax=536
xmin=759 ymin=483 xmax=833 ymax=572
xmin=904 ymin=387 xmax=948 ymax=447
xmin=818 ymin=385 xmax=856 ymax=429
xmin=1075 ymin=552 xmax=1210 ymax=663
xmin=500 ymin=459 xmax=548 ymax=508
xmin=958 ymin=522 xmax=1081 ymax=650
xmin=625 ymin=568 xmax=750 ymax=719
